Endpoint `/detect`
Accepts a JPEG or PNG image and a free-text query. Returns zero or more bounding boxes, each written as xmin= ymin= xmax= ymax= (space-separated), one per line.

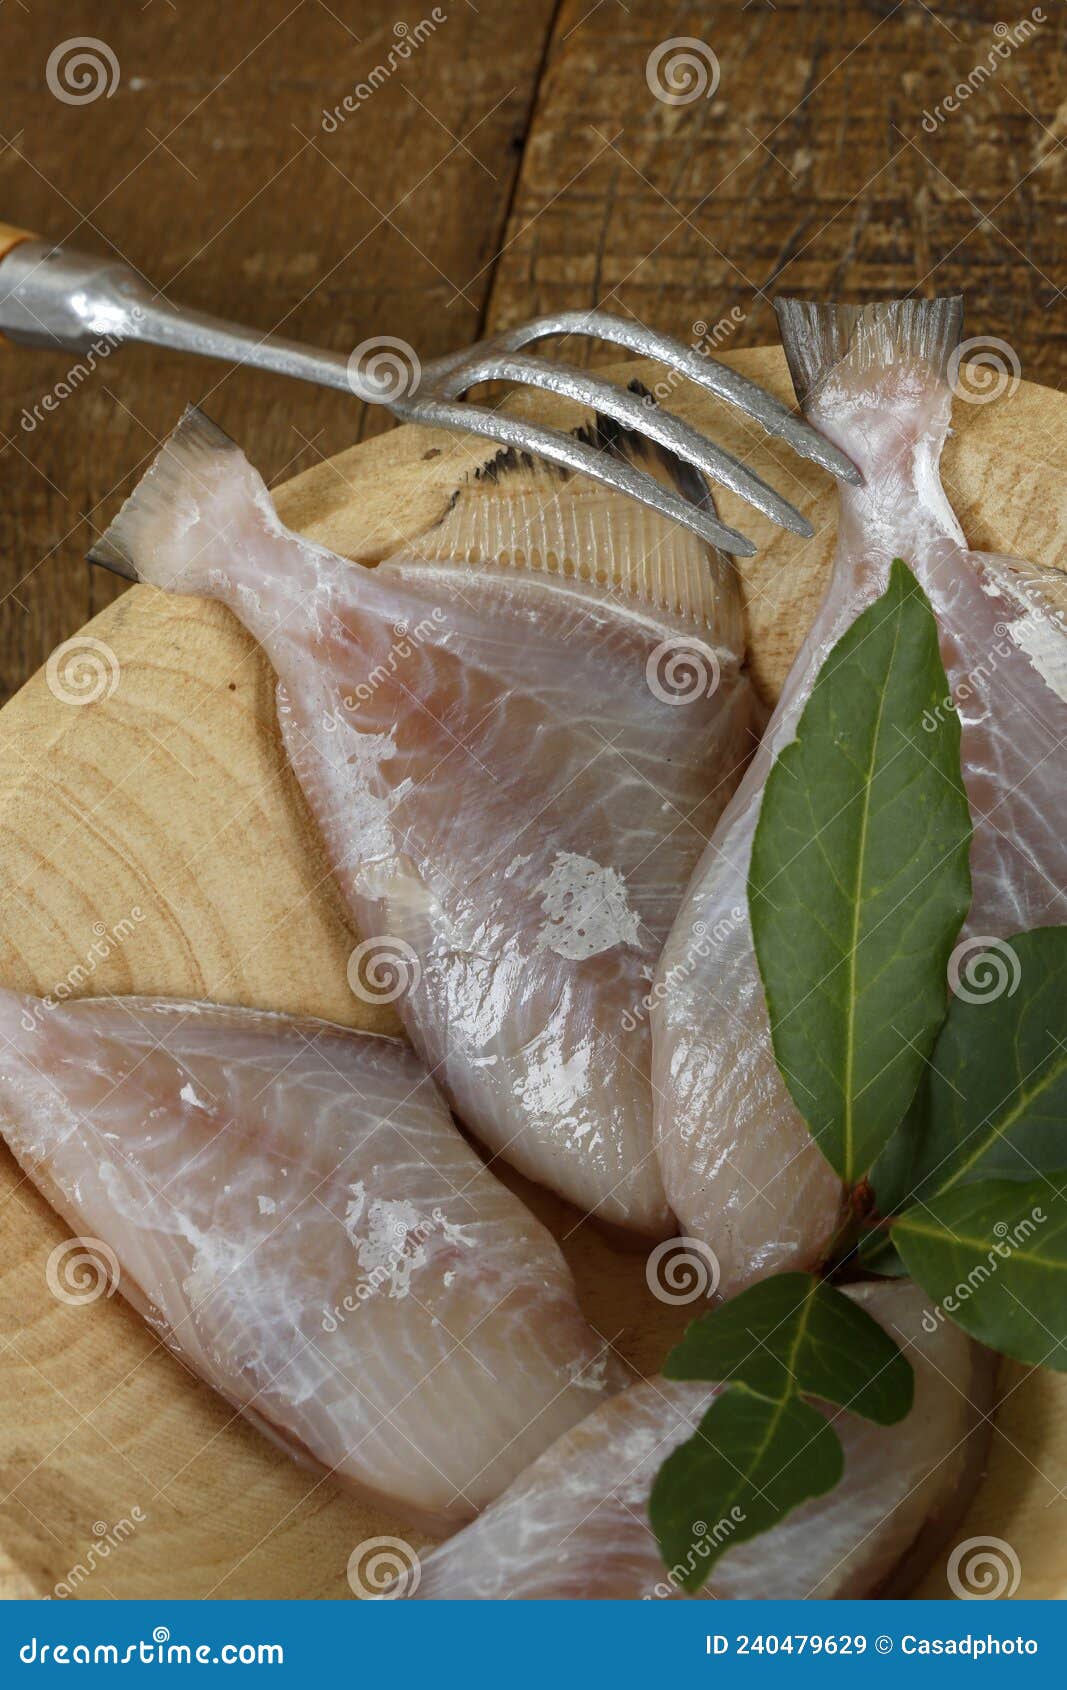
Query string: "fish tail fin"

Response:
xmin=774 ymin=296 xmax=964 ymax=407
xmin=87 ymin=406 xmax=278 ymax=593
xmin=774 ymin=297 xmax=965 ymax=481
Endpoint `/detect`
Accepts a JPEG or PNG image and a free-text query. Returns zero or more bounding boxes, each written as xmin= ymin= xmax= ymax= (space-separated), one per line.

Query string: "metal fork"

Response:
xmin=0 ymin=223 xmax=859 ymax=555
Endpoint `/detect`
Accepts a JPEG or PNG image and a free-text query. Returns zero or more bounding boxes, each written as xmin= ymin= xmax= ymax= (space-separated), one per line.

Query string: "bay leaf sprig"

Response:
xmin=649 ymin=1276 xmax=912 ymax=1591
xmin=903 ymin=927 xmax=1067 ymax=1202
xmin=745 ymin=561 xmax=1067 ymax=1369
xmin=889 ymin=927 xmax=1067 ymax=1369
xmin=894 ymin=1177 xmax=1067 ymax=1368
xmin=749 ymin=559 xmax=973 ymax=1188
xmin=661 ymin=1271 xmax=913 ymax=1420
xmin=651 ymin=558 xmax=1067 ymax=1589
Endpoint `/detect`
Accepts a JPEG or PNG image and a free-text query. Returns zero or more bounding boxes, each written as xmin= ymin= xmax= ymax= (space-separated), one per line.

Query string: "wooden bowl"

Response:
xmin=1 ymin=347 xmax=1064 ymax=1599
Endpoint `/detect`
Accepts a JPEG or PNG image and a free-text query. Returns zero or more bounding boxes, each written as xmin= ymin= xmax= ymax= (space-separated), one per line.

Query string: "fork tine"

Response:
xmin=448 ymin=353 xmax=815 ymax=539
xmin=491 ymin=309 xmax=863 ymax=486
xmin=395 ymin=396 xmax=757 ymax=556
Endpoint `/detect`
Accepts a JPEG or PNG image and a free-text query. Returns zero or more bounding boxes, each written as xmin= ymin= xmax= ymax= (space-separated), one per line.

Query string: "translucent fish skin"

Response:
xmin=653 ymin=297 xmax=1067 ymax=1292
xmin=0 ymin=991 xmax=627 ymax=1530
xmin=401 ymin=1281 xmax=994 ymax=1599
xmin=93 ymin=411 xmax=757 ymax=1235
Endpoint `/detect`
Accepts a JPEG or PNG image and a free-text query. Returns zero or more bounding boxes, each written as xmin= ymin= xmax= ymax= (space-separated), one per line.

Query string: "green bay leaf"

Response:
xmin=749 ymin=559 xmax=972 ymax=1186
xmin=649 ymin=1386 xmax=843 ymax=1592
xmin=907 ymin=927 xmax=1067 ymax=1203
xmin=894 ymin=1177 xmax=1067 ymax=1369
xmin=662 ymin=1272 xmax=912 ymax=1424
xmin=855 ymin=1229 xmax=908 ymax=1278
xmin=869 ymin=1087 xmax=927 ymax=1217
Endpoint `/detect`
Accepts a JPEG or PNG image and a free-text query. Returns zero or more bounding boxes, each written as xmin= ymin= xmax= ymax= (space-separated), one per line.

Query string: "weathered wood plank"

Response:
xmin=487 ymin=0 xmax=1067 ymax=391
xmin=0 ymin=0 xmax=556 ymax=703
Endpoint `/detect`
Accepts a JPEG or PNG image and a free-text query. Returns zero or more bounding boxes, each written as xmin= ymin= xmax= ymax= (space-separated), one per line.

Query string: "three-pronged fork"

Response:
xmin=0 ymin=222 xmax=859 ymax=554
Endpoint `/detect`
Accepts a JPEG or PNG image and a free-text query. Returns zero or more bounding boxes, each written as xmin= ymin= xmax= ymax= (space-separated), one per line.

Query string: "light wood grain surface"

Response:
xmin=0 ymin=346 xmax=1064 ymax=1598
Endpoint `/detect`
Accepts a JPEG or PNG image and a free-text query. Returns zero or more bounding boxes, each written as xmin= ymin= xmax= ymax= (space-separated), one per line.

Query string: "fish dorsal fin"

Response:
xmin=391 ymin=383 xmax=738 ymax=638
xmin=976 ymin=552 xmax=1067 ymax=705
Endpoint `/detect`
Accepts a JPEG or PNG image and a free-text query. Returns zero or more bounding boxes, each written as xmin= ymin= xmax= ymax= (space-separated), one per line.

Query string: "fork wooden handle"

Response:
xmin=0 ymin=225 xmax=37 ymax=346
xmin=0 ymin=223 xmax=35 ymax=263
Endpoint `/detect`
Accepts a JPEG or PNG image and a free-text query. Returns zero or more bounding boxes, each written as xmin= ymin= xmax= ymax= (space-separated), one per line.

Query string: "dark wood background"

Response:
xmin=1 ymin=0 xmax=1064 ymax=705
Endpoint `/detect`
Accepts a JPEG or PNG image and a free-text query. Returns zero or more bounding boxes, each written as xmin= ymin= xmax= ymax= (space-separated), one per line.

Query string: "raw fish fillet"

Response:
xmin=653 ymin=297 xmax=1067 ymax=1291
xmin=398 ymin=1280 xmax=994 ymax=1599
xmin=90 ymin=406 xmax=758 ymax=1234
xmin=0 ymin=990 xmax=627 ymax=1529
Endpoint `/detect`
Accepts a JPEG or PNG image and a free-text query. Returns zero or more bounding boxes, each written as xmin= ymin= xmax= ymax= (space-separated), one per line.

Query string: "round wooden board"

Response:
xmin=1 ymin=346 xmax=1065 ymax=1601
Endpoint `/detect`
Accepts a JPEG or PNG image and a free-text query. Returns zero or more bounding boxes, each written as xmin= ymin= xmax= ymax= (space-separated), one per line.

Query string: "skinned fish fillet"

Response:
xmin=398 ymin=1280 xmax=995 ymax=1599
xmin=653 ymin=297 xmax=1067 ymax=1292
xmin=0 ymin=990 xmax=628 ymax=1529
xmin=89 ymin=405 xmax=758 ymax=1235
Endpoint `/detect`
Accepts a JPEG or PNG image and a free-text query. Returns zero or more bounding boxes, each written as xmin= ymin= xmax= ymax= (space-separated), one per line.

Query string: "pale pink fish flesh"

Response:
xmin=90 ymin=407 xmax=759 ymax=1235
xmin=399 ymin=1279 xmax=994 ymax=1599
xmin=653 ymin=297 xmax=1067 ymax=1292
xmin=0 ymin=991 xmax=628 ymax=1529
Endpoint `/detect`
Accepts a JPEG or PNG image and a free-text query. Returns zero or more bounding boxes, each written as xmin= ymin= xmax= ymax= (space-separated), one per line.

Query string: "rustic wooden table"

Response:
xmin=1 ymin=0 xmax=1064 ymax=703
